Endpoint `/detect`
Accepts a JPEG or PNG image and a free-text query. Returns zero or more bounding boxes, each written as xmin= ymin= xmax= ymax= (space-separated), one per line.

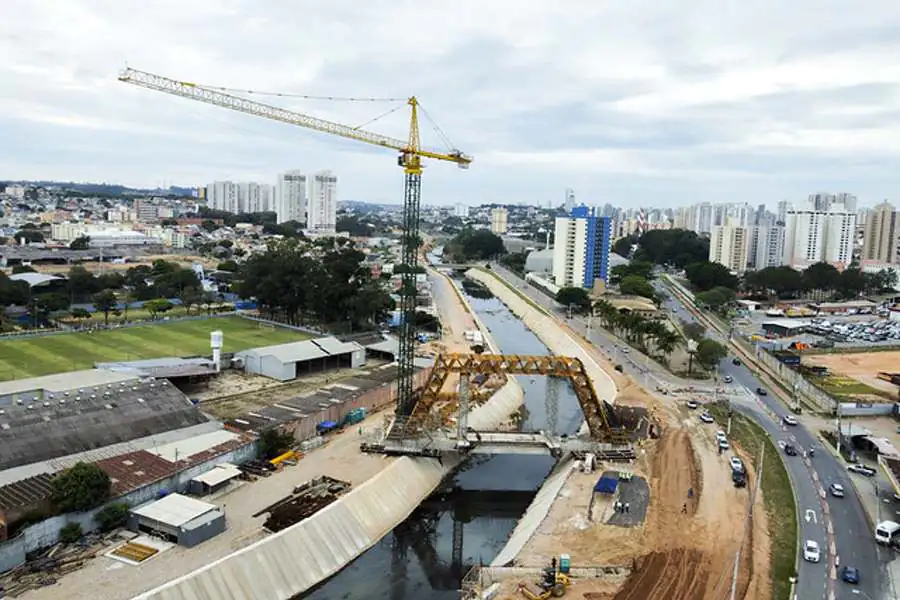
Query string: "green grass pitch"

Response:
xmin=0 ymin=316 xmax=309 ymax=381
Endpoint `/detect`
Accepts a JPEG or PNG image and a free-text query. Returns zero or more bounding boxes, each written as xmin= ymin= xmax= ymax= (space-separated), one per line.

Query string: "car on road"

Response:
xmin=732 ymin=470 xmax=746 ymax=488
xmin=756 ymin=387 xmax=768 ymax=396
xmin=841 ymin=566 xmax=859 ymax=584
xmin=782 ymin=415 xmax=798 ymax=426
xmin=803 ymin=540 xmax=821 ymax=563
xmin=732 ymin=358 xmax=741 ymax=365
xmin=699 ymin=412 xmax=714 ymax=424
xmin=686 ymin=400 xmax=700 ymax=409
xmin=716 ymin=431 xmax=728 ymax=443
xmin=718 ymin=439 xmax=730 ymax=451
xmin=848 ymin=464 xmax=877 ymax=477
xmin=729 ymin=456 xmax=744 ymax=473
xmin=784 ymin=443 xmax=798 ymax=456
xmin=829 ymin=483 xmax=845 ymax=498
xmin=722 ymin=375 xmax=733 ymax=383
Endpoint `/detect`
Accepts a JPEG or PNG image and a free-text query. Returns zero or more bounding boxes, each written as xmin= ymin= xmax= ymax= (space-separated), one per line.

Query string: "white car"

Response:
xmin=686 ymin=400 xmax=700 ymax=409
xmin=782 ymin=415 xmax=798 ymax=426
xmin=723 ymin=375 xmax=734 ymax=383
xmin=699 ymin=412 xmax=715 ymax=424
xmin=803 ymin=540 xmax=821 ymax=563
xmin=716 ymin=431 xmax=728 ymax=444
xmin=829 ymin=483 xmax=845 ymax=498
xmin=730 ymin=456 xmax=744 ymax=473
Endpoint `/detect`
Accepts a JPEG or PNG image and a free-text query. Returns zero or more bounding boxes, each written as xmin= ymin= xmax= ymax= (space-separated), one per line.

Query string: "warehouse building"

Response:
xmin=128 ymin=493 xmax=225 ymax=547
xmin=235 ymin=336 xmax=366 ymax=382
xmin=761 ymin=319 xmax=811 ymax=338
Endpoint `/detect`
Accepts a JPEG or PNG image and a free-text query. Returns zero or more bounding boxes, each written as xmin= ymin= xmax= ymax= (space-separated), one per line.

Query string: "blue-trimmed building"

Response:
xmin=552 ymin=205 xmax=612 ymax=291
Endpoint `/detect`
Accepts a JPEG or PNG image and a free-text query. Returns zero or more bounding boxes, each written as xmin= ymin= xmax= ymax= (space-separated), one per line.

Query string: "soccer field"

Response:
xmin=0 ymin=316 xmax=309 ymax=381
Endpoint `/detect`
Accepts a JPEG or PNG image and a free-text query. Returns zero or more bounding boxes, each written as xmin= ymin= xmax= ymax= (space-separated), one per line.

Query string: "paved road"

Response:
xmin=483 ymin=263 xmax=891 ymax=599
xmin=660 ymin=277 xmax=892 ymax=600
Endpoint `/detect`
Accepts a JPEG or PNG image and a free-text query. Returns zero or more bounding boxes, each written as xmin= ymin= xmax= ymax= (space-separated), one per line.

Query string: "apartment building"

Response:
xmin=490 ymin=208 xmax=509 ymax=234
xmin=274 ymin=171 xmax=307 ymax=224
xmin=307 ymin=170 xmax=337 ymax=233
xmin=782 ymin=197 xmax=856 ymax=269
xmin=709 ymin=218 xmax=749 ymax=274
xmin=552 ymin=205 xmax=612 ymax=290
xmin=861 ymin=201 xmax=898 ymax=265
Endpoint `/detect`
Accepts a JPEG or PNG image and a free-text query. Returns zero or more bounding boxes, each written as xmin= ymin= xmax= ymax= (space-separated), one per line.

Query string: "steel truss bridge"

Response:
xmin=363 ymin=353 xmax=637 ymax=460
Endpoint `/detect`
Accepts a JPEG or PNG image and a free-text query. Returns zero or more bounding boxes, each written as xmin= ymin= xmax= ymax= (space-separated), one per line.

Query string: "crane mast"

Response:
xmin=118 ymin=68 xmax=471 ymax=416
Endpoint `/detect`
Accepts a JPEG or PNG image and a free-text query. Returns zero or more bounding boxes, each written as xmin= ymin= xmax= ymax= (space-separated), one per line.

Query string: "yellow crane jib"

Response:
xmin=118 ymin=66 xmax=470 ymax=419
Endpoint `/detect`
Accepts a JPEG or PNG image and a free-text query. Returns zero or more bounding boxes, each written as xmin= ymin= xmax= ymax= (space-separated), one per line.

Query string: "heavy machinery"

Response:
xmin=118 ymin=67 xmax=471 ymax=417
xmin=517 ymin=555 xmax=571 ymax=599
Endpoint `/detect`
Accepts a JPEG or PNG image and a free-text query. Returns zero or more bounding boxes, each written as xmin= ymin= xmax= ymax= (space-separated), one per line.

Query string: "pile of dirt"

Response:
xmin=613 ymin=549 xmax=708 ymax=600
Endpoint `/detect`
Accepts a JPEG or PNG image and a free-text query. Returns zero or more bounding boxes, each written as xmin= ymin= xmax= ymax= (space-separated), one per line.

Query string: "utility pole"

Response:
xmin=730 ymin=442 xmax=764 ymax=600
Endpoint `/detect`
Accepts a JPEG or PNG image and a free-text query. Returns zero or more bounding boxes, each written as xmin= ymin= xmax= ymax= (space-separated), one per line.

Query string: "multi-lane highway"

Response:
xmin=482 ymin=262 xmax=891 ymax=599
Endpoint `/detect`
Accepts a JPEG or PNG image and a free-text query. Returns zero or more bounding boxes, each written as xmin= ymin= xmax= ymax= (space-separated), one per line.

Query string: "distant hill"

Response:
xmin=2 ymin=181 xmax=196 ymax=197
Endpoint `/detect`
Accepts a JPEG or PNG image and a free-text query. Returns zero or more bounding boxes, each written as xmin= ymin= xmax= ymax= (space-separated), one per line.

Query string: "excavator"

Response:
xmin=517 ymin=555 xmax=571 ymax=599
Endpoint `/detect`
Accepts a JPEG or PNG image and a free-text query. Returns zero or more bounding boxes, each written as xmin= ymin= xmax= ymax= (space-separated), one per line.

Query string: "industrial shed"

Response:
xmin=761 ymin=319 xmax=811 ymax=338
xmin=188 ymin=463 xmax=242 ymax=496
xmin=236 ymin=337 xmax=365 ymax=382
xmin=129 ymin=493 xmax=225 ymax=547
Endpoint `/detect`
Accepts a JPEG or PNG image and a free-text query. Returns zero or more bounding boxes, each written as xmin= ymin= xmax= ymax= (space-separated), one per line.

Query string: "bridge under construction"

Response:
xmin=363 ymin=353 xmax=648 ymax=461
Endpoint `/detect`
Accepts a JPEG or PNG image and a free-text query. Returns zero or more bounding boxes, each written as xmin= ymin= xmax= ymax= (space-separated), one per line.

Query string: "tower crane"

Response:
xmin=118 ymin=68 xmax=472 ymax=416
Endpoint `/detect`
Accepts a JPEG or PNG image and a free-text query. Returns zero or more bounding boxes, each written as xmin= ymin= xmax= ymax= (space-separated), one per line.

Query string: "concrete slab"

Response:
xmin=606 ymin=475 xmax=649 ymax=527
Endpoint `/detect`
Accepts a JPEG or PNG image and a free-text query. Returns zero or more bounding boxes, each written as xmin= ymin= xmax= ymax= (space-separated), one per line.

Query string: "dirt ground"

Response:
xmin=496 ymin=369 xmax=771 ymax=600
xmin=194 ymin=365 xmax=388 ymax=420
xmin=805 ymin=351 xmax=900 ymax=395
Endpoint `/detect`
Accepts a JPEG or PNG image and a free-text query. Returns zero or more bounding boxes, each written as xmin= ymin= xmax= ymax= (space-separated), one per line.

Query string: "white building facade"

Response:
xmin=307 ymin=170 xmax=337 ymax=233
xmin=782 ymin=197 xmax=856 ymax=270
xmin=275 ymin=170 xmax=307 ymax=224
xmin=709 ymin=219 xmax=749 ymax=274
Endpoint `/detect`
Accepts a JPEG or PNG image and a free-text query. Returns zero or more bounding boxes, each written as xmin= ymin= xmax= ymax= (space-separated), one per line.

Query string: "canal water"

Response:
xmin=299 ymin=275 xmax=583 ymax=600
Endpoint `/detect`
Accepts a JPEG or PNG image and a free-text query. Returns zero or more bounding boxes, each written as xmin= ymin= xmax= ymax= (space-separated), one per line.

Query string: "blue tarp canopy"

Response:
xmin=593 ymin=476 xmax=618 ymax=494
xmin=317 ymin=420 xmax=338 ymax=431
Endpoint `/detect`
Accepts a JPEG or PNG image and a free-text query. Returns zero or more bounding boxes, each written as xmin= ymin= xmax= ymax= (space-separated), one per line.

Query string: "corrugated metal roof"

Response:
xmin=132 ymin=493 xmax=217 ymax=528
xmin=191 ymin=463 xmax=242 ymax=487
xmin=0 ymin=369 xmax=136 ymax=397
xmin=312 ymin=336 xmax=363 ymax=356
xmin=366 ymin=339 xmax=399 ymax=357
xmin=242 ymin=341 xmax=328 ymax=362
xmin=146 ymin=429 xmax=239 ymax=463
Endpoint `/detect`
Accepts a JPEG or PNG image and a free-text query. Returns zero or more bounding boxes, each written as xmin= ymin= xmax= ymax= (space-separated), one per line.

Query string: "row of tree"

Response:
xmin=236 ymin=237 xmax=393 ymax=330
xmin=445 ymin=228 xmax=506 ymax=262
xmin=592 ymin=298 xmax=681 ymax=365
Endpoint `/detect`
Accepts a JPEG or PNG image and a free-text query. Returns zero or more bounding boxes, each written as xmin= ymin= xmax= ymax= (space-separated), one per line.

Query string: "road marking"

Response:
xmin=805 ymin=509 xmax=818 ymax=524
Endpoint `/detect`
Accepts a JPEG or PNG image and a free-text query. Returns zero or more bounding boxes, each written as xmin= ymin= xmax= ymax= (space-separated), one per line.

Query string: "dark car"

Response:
xmin=732 ymin=358 xmax=742 ymax=365
xmin=841 ymin=566 xmax=859 ymax=584
xmin=756 ymin=387 xmax=767 ymax=396
xmin=732 ymin=470 xmax=747 ymax=488
xmin=784 ymin=443 xmax=798 ymax=456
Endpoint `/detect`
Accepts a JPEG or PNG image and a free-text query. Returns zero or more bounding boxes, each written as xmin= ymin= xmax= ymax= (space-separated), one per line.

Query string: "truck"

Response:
xmin=875 ymin=520 xmax=900 ymax=546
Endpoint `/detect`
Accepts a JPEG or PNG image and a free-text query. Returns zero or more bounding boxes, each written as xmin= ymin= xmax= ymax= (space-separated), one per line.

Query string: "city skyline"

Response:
xmin=3 ymin=2 xmax=900 ymax=207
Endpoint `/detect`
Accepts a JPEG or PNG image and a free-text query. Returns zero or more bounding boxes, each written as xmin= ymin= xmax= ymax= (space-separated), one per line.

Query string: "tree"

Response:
xmin=682 ymin=321 xmax=706 ymax=342
xmin=179 ymin=288 xmax=202 ymax=315
xmin=684 ymin=261 xmax=739 ymax=291
xmin=618 ymin=275 xmax=657 ymax=301
xmin=695 ymin=286 xmax=735 ymax=312
xmin=335 ymin=215 xmax=373 ymax=237
xmin=14 ymin=229 xmax=44 ymax=244
xmin=51 ymin=462 xmax=111 ymax=512
xmin=92 ymin=290 xmax=117 ymax=325
xmin=201 ymin=290 xmax=220 ymax=315
xmin=612 ymin=235 xmax=638 ymax=259
xmin=555 ymin=287 xmax=591 ymax=313
xmin=70 ymin=307 xmax=91 ymax=321
xmin=96 ymin=272 xmax=125 ymax=290
xmin=0 ymin=272 xmax=29 ymax=306
xmin=60 ymin=522 xmax=83 ymax=544
xmin=67 ymin=265 xmax=100 ymax=302
xmin=413 ymin=311 xmax=441 ymax=333
xmin=499 ymin=252 xmax=527 ymax=275
xmin=144 ymin=298 xmax=174 ymax=319
xmin=446 ymin=228 xmax=505 ymax=261
xmin=217 ymin=260 xmax=239 ymax=272
xmin=637 ymin=229 xmax=709 ymax=268
xmin=836 ymin=267 xmax=867 ymax=299
xmin=200 ymin=219 xmax=220 ymax=233
xmin=96 ymin=503 xmax=129 ymax=532
xmin=258 ymin=428 xmax=295 ymax=460
xmin=69 ymin=236 xmax=91 ymax=250
xmin=11 ymin=264 xmax=35 ymax=274
xmin=609 ymin=261 xmax=654 ymax=284
xmin=695 ymin=338 xmax=728 ymax=370
xmin=744 ymin=266 xmax=803 ymax=299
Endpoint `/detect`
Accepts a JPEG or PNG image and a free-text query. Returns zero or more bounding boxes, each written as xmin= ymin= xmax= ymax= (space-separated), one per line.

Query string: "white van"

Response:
xmin=875 ymin=520 xmax=900 ymax=545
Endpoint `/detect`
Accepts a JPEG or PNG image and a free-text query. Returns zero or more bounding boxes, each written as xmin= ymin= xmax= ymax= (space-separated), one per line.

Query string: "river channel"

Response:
xmin=298 ymin=273 xmax=583 ymax=600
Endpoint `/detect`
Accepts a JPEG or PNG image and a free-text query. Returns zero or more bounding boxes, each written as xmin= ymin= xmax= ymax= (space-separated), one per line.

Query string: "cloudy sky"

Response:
xmin=2 ymin=1 xmax=900 ymax=208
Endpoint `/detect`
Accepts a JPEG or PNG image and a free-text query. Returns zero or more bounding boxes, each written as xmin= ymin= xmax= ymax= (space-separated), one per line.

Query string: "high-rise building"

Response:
xmin=133 ymin=199 xmax=159 ymax=222
xmin=709 ymin=218 xmax=750 ymax=274
xmin=207 ymin=181 xmax=239 ymax=213
xmin=454 ymin=203 xmax=469 ymax=218
xmin=776 ymin=200 xmax=793 ymax=225
xmin=237 ymin=182 xmax=273 ymax=214
xmin=490 ymin=208 xmax=509 ymax=234
xmin=687 ymin=202 xmax=713 ymax=234
xmin=861 ymin=201 xmax=898 ymax=265
xmin=749 ymin=225 xmax=785 ymax=270
xmin=782 ymin=197 xmax=856 ymax=269
xmin=552 ymin=205 xmax=612 ymax=290
xmin=274 ymin=170 xmax=307 ymax=224
xmin=307 ymin=170 xmax=337 ymax=233
xmin=564 ymin=189 xmax=576 ymax=214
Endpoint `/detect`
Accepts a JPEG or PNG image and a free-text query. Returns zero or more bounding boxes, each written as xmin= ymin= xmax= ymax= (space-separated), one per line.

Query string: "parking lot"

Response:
xmin=736 ymin=311 xmax=900 ymax=351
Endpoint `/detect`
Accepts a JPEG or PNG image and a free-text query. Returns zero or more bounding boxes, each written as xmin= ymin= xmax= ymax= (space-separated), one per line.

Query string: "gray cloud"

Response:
xmin=1 ymin=0 xmax=900 ymax=207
